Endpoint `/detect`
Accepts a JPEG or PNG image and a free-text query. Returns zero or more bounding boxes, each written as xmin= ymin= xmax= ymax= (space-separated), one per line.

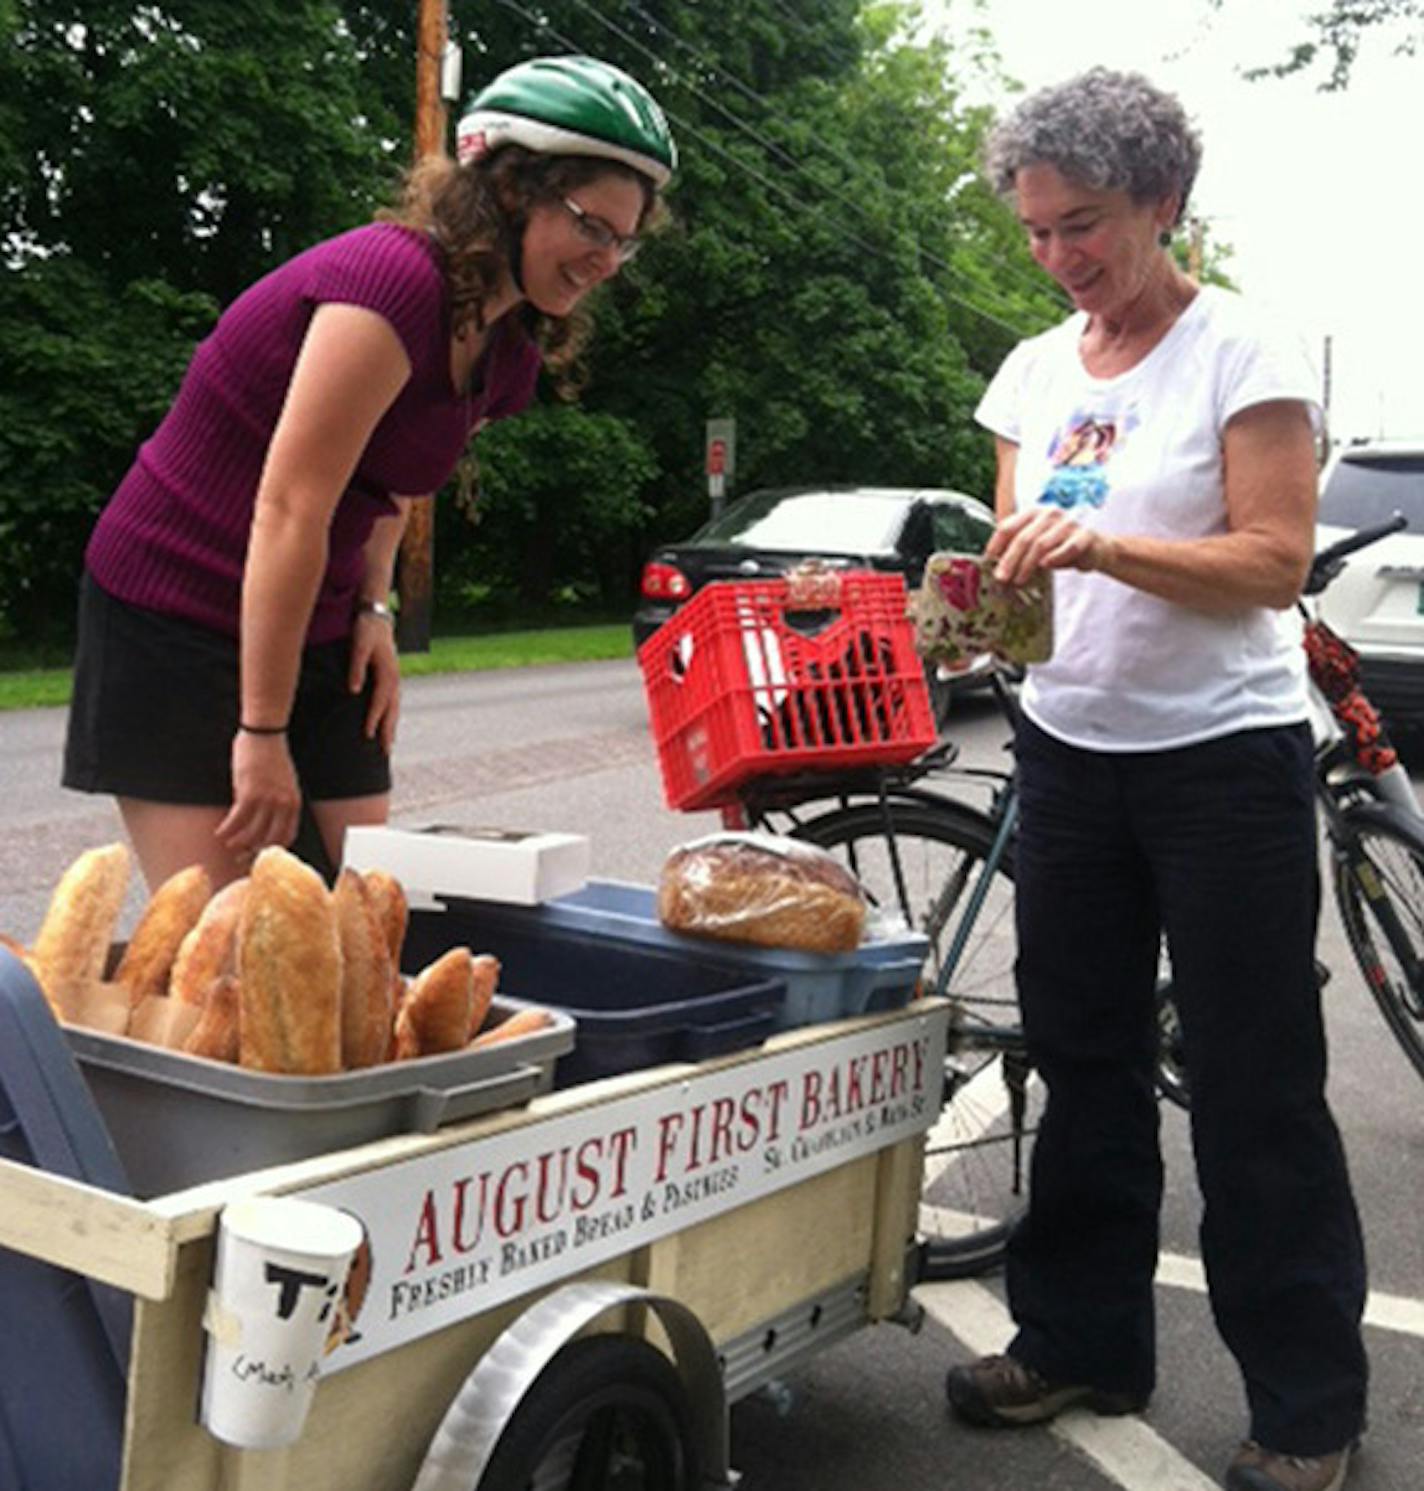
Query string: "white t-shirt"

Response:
xmin=975 ymin=286 xmax=1321 ymax=752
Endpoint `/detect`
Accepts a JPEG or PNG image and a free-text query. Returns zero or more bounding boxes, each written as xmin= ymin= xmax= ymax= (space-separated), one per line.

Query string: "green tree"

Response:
xmin=436 ymin=405 xmax=658 ymax=620
xmin=0 ymin=260 xmax=216 ymax=637
xmin=0 ymin=0 xmax=402 ymax=635
xmin=477 ymin=0 xmax=1062 ymax=553
xmin=0 ymin=0 xmax=1063 ymax=635
xmin=4 ymin=2 xmax=394 ymax=296
xmin=1210 ymin=0 xmax=1422 ymax=89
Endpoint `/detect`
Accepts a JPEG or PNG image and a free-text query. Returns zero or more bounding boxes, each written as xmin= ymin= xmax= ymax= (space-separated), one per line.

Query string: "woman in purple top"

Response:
xmin=63 ymin=56 xmax=676 ymax=892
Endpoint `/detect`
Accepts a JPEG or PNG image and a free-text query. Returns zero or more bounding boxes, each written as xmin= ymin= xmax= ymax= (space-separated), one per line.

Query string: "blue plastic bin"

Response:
xmin=543 ymin=880 xmax=929 ymax=1030
xmin=422 ymin=880 xmax=928 ymax=1037
xmin=403 ymin=902 xmax=786 ymax=1087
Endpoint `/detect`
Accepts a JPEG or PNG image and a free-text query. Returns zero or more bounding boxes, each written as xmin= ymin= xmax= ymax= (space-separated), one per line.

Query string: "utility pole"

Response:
xmin=396 ymin=0 xmax=449 ymax=654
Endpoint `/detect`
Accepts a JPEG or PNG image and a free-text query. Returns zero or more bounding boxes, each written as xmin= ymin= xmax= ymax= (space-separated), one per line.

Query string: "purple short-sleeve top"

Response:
xmin=86 ymin=223 xmax=541 ymax=642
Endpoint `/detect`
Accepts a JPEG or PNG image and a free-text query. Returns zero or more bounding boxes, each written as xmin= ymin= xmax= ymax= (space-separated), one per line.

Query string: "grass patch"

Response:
xmin=0 ymin=669 xmax=75 ymax=711
xmin=0 ymin=624 xmax=635 ymax=711
xmin=401 ymin=624 xmax=633 ymax=676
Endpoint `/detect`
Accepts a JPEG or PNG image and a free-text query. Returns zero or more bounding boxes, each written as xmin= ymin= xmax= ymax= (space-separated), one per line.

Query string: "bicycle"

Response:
xmin=710 ymin=514 xmax=1424 ymax=1281
xmin=1155 ymin=513 xmax=1424 ymax=1105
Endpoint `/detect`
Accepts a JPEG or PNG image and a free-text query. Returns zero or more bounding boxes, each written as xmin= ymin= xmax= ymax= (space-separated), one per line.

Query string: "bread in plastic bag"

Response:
xmin=658 ymin=832 xmax=867 ymax=954
xmin=909 ymin=551 xmax=1053 ymax=671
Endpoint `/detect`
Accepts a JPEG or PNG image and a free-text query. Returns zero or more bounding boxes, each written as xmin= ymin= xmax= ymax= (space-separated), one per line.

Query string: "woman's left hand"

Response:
xmin=350 ymin=612 xmax=401 ymax=753
xmin=987 ymin=505 xmax=1118 ymax=586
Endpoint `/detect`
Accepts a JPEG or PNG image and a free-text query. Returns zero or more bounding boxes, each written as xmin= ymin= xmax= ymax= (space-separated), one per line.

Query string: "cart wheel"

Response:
xmin=474 ymin=1336 xmax=700 ymax=1491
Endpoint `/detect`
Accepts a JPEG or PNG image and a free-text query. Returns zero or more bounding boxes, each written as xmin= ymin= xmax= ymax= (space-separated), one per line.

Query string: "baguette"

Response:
xmin=362 ymin=869 xmax=408 ymax=967
xmin=129 ymin=992 xmax=203 ymax=1049
xmin=393 ymin=948 xmax=474 ymax=1059
xmin=237 ymin=848 xmax=342 ymax=1075
xmin=114 ymin=864 xmax=212 ymax=1007
xmin=32 ymin=843 xmax=131 ymax=1020
xmin=333 ymin=870 xmax=394 ymax=1070
xmin=169 ymin=878 xmax=248 ymax=1005
xmin=387 ymin=973 xmax=409 ymax=1062
xmin=469 ymin=954 xmax=500 ymax=1038
xmin=469 ymin=1007 xmax=553 ymax=1048
xmin=65 ymin=978 xmax=132 ymax=1037
xmin=182 ymin=973 xmax=241 ymax=1063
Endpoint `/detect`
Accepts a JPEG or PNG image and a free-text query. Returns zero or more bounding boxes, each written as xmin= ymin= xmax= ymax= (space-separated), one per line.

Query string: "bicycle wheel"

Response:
xmin=793 ymin=797 xmax=1036 ymax=1280
xmin=1334 ymin=810 xmax=1424 ymax=1082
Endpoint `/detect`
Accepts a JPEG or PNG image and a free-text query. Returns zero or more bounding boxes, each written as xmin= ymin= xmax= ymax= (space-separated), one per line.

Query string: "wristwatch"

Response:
xmin=356 ymin=599 xmax=396 ymax=623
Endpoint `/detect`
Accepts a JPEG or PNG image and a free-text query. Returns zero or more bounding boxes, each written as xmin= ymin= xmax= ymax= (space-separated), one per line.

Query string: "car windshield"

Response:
xmin=694 ymin=490 xmax=908 ymax=552
xmin=1319 ymin=453 xmax=1424 ymax=535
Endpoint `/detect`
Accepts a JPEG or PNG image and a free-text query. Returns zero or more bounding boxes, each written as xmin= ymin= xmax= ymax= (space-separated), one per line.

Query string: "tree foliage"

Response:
xmin=1210 ymin=0 xmax=1422 ymax=90
xmin=0 ymin=0 xmax=1067 ymax=639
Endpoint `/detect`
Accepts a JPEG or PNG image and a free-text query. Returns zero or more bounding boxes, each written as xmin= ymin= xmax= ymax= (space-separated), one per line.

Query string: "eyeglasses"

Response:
xmin=560 ymin=197 xmax=642 ymax=263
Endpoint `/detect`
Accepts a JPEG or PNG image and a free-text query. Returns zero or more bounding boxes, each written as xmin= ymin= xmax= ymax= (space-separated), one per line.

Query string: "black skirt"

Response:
xmin=63 ymin=573 xmax=392 ymax=806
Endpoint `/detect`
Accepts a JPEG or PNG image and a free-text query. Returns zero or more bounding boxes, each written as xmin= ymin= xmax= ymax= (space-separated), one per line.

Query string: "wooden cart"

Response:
xmin=0 ymin=995 xmax=949 ymax=1491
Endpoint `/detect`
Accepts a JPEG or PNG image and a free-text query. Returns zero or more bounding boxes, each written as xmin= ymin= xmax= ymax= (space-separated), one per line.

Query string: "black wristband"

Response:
xmin=238 ymin=722 xmax=288 ymax=736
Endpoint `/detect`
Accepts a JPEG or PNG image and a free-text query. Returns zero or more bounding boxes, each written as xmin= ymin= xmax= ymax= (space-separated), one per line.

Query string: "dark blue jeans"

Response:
xmin=1006 ymin=716 xmax=1368 ymax=1455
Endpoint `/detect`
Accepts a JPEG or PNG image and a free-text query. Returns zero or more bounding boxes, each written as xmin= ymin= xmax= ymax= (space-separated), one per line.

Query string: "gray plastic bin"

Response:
xmin=452 ymin=880 xmax=930 ymax=1031
xmin=65 ymin=996 xmax=573 ymax=1198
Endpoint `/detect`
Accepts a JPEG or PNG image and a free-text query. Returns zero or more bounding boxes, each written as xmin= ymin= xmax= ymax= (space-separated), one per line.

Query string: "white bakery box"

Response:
xmin=343 ymin=824 xmax=591 ymax=909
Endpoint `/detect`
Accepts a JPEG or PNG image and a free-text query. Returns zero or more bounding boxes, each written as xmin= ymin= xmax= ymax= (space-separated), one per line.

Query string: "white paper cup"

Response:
xmin=200 ymin=1197 xmax=364 ymax=1450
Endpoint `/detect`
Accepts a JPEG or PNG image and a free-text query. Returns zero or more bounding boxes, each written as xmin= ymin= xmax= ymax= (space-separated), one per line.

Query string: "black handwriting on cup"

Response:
xmin=264 ymin=1262 xmax=332 ymax=1320
xmin=231 ymin=1355 xmax=297 ymax=1393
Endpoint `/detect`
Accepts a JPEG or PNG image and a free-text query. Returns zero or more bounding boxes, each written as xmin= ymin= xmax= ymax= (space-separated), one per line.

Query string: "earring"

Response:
xmin=1158 ymin=229 xmax=1172 ymax=247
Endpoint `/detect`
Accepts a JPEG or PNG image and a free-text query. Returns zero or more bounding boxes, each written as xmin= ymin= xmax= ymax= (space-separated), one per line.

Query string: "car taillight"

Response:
xmin=641 ymin=561 xmax=692 ymax=601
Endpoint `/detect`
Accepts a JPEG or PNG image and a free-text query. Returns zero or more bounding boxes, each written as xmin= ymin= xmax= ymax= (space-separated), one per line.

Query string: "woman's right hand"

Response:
xmin=217 ymin=731 xmax=303 ymax=855
xmin=987 ymin=505 xmax=1117 ymax=586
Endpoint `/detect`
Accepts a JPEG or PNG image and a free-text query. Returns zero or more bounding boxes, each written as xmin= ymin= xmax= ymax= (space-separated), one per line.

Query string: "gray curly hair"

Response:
xmin=984 ymin=68 xmax=1202 ymax=225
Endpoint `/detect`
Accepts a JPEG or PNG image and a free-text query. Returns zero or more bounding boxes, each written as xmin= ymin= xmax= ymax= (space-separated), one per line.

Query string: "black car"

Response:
xmin=633 ymin=484 xmax=999 ymax=722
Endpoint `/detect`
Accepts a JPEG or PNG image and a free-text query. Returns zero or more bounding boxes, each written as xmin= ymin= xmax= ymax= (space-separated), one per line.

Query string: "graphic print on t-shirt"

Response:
xmin=1039 ymin=407 xmax=1135 ymax=511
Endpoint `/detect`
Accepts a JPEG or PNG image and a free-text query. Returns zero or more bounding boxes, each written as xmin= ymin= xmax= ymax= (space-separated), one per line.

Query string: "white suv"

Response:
xmin=1315 ymin=440 xmax=1424 ymax=733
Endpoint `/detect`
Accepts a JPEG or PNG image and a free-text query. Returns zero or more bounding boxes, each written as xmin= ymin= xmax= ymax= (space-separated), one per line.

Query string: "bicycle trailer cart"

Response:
xmin=0 ymin=939 xmax=948 ymax=1491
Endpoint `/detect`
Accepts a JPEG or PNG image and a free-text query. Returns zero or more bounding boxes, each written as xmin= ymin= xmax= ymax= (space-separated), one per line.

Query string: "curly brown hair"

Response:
xmin=380 ymin=147 xmax=664 ymax=398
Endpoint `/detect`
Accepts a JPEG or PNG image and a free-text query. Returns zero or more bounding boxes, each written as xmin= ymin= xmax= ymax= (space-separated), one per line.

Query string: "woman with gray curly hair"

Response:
xmin=943 ymin=69 xmax=1367 ymax=1491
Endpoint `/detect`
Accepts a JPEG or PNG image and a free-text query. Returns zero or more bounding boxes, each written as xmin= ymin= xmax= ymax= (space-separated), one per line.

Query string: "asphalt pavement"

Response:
xmin=2 ymin=660 xmax=1423 ymax=1490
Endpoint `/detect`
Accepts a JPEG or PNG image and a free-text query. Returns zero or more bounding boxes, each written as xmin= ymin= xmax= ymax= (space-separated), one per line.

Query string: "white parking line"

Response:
xmin=917 ymin=1276 xmax=1219 ymax=1490
xmin=924 ymin=1061 xmax=1424 ymax=1343
xmin=920 ymin=1058 xmax=1424 ymax=1485
xmin=1153 ymin=1249 xmax=1424 ymax=1339
xmin=918 ymin=1252 xmax=1424 ymax=1491
xmin=920 ymin=1229 xmax=1424 ymax=1340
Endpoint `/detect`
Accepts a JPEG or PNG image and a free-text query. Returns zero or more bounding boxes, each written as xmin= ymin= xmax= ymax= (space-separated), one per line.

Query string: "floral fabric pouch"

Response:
xmin=909 ymin=552 xmax=1054 ymax=671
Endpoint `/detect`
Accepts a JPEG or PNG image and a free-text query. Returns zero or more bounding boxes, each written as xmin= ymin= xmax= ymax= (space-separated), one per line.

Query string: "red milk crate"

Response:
xmin=638 ymin=572 xmax=937 ymax=811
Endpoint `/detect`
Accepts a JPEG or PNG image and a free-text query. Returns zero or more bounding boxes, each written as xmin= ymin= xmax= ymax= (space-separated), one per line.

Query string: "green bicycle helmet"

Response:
xmin=457 ymin=55 xmax=676 ymax=188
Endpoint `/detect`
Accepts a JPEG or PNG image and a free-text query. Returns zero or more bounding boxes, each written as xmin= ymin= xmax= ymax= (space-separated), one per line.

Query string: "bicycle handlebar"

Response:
xmin=1303 ymin=511 xmax=1408 ymax=596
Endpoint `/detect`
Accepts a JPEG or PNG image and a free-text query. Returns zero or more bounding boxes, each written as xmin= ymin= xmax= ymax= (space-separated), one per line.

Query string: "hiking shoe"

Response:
xmin=945 ymin=1353 xmax=1147 ymax=1428
xmin=1226 ymin=1440 xmax=1353 ymax=1491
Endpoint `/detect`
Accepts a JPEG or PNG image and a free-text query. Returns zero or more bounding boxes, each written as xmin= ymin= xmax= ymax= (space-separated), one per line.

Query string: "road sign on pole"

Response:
xmin=705 ymin=417 xmax=735 ymax=519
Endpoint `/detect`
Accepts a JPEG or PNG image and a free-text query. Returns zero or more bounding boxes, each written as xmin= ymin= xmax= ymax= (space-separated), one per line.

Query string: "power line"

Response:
xmin=563 ymin=0 xmax=1050 ymax=327
xmin=663 ymin=104 xmax=1037 ymax=337
xmin=504 ymin=0 xmax=1051 ymax=337
xmin=616 ymin=0 xmax=1067 ymax=311
xmin=761 ymin=0 xmax=860 ymax=71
